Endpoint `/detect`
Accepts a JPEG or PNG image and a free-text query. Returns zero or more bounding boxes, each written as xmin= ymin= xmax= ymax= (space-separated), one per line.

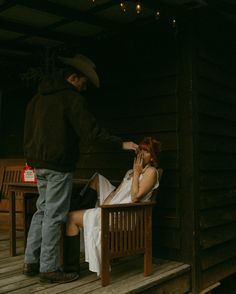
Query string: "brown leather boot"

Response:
xmin=23 ymin=263 xmax=39 ymax=276
xmin=39 ymin=270 xmax=79 ymax=283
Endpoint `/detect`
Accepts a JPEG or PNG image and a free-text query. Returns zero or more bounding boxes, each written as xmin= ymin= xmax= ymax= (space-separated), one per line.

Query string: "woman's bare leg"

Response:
xmin=89 ymin=174 xmax=99 ymax=197
xmin=66 ymin=210 xmax=86 ymax=236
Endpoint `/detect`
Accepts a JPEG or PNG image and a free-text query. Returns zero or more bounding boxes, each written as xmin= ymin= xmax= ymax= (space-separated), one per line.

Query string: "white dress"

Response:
xmin=83 ymin=168 xmax=159 ymax=276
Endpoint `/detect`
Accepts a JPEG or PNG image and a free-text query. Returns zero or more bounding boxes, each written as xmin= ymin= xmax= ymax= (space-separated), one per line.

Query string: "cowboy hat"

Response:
xmin=58 ymin=54 xmax=100 ymax=88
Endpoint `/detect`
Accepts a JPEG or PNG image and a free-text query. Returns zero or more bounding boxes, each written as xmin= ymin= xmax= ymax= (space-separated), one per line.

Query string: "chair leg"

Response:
xmin=144 ymin=252 xmax=152 ymax=276
xmin=101 ymin=258 xmax=110 ymax=286
xmin=144 ymin=206 xmax=152 ymax=276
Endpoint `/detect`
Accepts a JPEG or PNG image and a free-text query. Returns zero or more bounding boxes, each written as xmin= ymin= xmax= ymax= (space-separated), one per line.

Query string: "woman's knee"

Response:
xmin=89 ymin=174 xmax=99 ymax=190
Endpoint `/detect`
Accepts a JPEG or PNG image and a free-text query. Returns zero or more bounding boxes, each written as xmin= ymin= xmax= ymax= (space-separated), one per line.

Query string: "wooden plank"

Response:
xmin=200 ymin=206 xmax=236 ymax=228
xmin=93 ymin=94 xmax=177 ymax=118
xmin=199 ymin=114 xmax=236 ymax=137
xmin=201 ymin=239 xmax=236 ymax=270
xmin=0 ymin=249 xmax=191 ymax=294
xmin=198 ymin=58 xmax=236 ymax=89
xmin=200 ymin=189 xmax=236 ymax=209
xmin=153 ymin=228 xmax=181 ymax=249
xmin=0 ymin=159 xmax=25 ymax=167
xmin=202 ymin=257 xmax=236 ymax=289
xmin=154 ymin=216 xmax=180 ymax=229
xmin=140 ymin=273 xmax=190 ymax=294
xmin=198 ymin=96 xmax=236 ymax=122
xmin=0 ymin=166 xmax=4 ymax=197
xmin=0 ymin=212 xmax=24 ymax=230
xmin=89 ymin=263 xmax=190 ymax=294
xmin=77 ymin=152 xmax=133 ymax=169
xmin=198 ymin=79 xmax=236 ymax=105
xmin=74 ymin=168 xmax=180 ymax=188
xmin=199 ymin=135 xmax=236 ymax=154
xmin=200 ymin=172 xmax=236 ymax=189
xmin=0 ymin=198 xmax=24 ymax=212
xmin=101 ymin=114 xmax=177 ymax=134
xmin=200 ymin=223 xmax=236 ymax=249
xmin=61 ymin=261 xmax=190 ymax=294
xmin=200 ymin=152 xmax=236 ymax=170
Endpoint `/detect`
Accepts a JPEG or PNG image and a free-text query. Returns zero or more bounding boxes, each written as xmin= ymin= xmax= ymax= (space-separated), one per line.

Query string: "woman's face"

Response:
xmin=138 ymin=145 xmax=152 ymax=166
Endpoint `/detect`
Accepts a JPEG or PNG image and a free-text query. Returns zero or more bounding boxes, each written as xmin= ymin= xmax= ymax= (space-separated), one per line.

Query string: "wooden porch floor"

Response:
xmin=0 ymin=232 xmax=191 ymax=294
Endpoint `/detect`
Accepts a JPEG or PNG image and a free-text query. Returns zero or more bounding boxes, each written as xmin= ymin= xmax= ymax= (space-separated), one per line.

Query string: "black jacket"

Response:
xmin=24 ymin=73 xmax=122 ymax=172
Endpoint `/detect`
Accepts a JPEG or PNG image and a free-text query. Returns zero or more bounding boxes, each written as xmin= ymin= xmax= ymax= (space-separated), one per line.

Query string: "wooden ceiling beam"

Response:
xmin=15 ymin=0 xmax=120 ymax=29
xmin=0 ymin=18 xmax=87 ymax=45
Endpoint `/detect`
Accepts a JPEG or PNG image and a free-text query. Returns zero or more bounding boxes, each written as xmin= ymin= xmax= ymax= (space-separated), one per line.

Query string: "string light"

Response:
xmin=120 ymin=2 xmax=126 ymax=13
xmin=155 ymin=11 xmax=160 ymax=20
xmin=172 ymin=19 xmax=177 ymax=28
xmin=136 ymin=3 xmax=141 ymax=14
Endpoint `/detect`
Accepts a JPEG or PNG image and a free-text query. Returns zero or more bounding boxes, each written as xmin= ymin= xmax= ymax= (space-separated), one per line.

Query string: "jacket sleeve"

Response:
xmin=68 ymin=93 xmax=123 ymax=150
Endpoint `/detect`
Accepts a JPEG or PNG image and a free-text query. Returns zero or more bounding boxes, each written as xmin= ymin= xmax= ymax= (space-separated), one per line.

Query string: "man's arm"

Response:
xmin=69 ymin=93 xmax=137 ymax=151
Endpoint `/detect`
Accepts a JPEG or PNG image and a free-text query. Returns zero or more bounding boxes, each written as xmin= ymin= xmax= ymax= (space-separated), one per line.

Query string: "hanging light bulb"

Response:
xmin=120 ymin=2 xmax=126 ymax=13
xmin=172 ymin=19 xmax=177 ymax=28
xmin=155 ymin=11 xmax=160 ymax=20
xmin=91 ymin=0 xmax=95 ymax=3
xmin=136 ymin=3 xmax=141 ymax=14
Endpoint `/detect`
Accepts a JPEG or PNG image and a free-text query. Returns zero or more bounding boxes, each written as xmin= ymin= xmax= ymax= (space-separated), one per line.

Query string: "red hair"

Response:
xmin=139 ymin=137 xmax=161 ymax=167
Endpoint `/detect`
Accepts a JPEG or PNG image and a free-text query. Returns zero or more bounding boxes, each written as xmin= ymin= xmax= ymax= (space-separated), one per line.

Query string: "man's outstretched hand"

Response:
xmin=122 ymin=141 xmax=138 ymax=152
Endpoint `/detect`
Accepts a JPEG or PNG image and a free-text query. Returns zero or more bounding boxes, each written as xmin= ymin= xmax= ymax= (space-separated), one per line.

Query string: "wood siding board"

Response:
xmin=198 ymin=81 xmax=236 ymax=105
xmin=0 ymin=212 xmax=23 ymax=230
xmin=200 ymin=172 xmax=236 ymax=189
xmin=153 ymin=228 xmax=181 ymax=249
xmin=198 ymin=96 xmax=236 ymax=122
xmin=101 ymin=114 xmax=178 ymax=134
xmin=199 ymin=114 xmax=236 ymax=137
xmin=200 ymin=190 xmax=236 ymax=209
xmin=154 ymin=190 xmax=179 ymax=209
xmin=200 ymin=223 xmax=236 ymax=249
xmin=77 ymin=151 xmax=178 ymax=170
xmin=93 ymin=95 xmax=177 ymax=119
xmin=200 ymin=205 xmax=236 ymax=228
xmin=200 ymin=152 xmax=236 ymax=169
xmin=198 ymin=57 xmax=236 ymax=88
xmin=202 ymin=257 xmax=236 ymax=289
xmin=155 ymin=216 xmax=180 ymax=229
xmin=201 ymin=239 xmax=236 ymax=270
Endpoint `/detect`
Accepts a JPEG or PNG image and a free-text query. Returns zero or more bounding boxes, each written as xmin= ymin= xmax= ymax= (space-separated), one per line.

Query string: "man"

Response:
xmin=23 ymin=54 xmax=137 ymax=283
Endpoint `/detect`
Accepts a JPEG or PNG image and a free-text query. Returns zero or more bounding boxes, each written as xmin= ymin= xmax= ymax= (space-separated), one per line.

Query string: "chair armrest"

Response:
xmin=100 ymin=201 xmax=156 ymax=209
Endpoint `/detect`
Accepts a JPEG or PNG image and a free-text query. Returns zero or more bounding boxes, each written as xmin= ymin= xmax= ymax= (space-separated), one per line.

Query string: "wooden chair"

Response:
xmin=100 ymin=168 xmax=163 ymax=286
xmin=1 ymin=165 xmax=23 ymax=198
xmin=0 ymin=165 xmax=38 ymax=254
xmin=0 ymin=166 xmax=5 ymax=199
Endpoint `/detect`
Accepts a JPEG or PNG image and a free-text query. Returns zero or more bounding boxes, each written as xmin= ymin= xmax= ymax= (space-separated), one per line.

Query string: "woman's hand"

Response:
xmin=133 ymin=151 xmax=143 ymax=176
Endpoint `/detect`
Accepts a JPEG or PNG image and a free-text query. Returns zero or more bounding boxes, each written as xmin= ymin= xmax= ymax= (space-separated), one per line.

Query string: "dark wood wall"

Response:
xmin=176 ymin=10 xmax=236 ymax=292
xmin=195 ymin=14 xmax=236 ymax=290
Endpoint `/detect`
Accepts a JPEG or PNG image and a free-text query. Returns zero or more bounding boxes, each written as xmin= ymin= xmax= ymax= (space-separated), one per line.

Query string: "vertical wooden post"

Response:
xmin=177 ymin=23 xmax=201 ymax=293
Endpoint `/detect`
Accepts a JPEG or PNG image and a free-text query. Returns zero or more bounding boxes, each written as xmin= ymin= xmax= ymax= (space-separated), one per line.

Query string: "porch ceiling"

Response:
xmin=0 ymin=0 xmax=235 ymax=58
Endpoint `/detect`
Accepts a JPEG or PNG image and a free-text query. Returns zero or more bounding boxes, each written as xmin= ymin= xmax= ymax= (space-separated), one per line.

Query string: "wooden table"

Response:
xmin=8 ymin=179 xmax=90 ymax=256
xmin=8 ymin=183 xmax=39 ymax=256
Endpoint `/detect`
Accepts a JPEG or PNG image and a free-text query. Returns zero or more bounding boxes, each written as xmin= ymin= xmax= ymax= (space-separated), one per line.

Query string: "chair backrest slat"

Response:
xmin=1 ymin=166 xmax=24 ymax=198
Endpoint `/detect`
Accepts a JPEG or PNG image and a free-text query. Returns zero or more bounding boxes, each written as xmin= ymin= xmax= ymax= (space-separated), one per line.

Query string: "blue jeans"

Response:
xmin=24 ymin=168 xmax=73 ymax=272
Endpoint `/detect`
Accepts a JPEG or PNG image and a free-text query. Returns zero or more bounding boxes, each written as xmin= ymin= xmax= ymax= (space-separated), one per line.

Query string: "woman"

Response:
xmin=64 ymin=137 xmax=161 ymax=276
